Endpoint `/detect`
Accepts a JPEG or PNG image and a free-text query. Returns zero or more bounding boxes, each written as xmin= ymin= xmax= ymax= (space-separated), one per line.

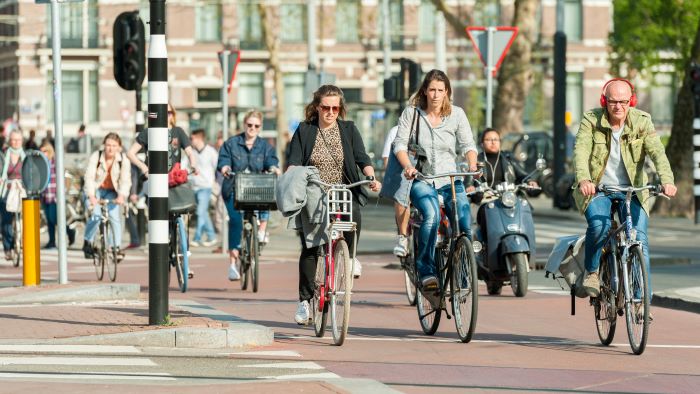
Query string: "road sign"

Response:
xmin=218 ymin=50 xmax=240 ymax=94
xmin=466 ymin=26 xmax=518 ymax=76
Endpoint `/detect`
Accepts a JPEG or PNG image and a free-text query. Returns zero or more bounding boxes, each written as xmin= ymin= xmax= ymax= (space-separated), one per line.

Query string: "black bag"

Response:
xmin=169 ymin=183 xmax=196 ymax=214
xmin=407 ymin=108 xmax=428 ymax=172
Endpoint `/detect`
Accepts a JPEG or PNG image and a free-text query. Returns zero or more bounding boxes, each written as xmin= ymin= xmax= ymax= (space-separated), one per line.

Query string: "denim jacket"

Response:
xmin=217 ymin=134 xmax=279 ymax=200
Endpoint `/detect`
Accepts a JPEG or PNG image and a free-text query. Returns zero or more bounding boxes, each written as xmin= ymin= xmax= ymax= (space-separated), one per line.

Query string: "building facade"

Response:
xmin=0 ymin=0 xmax=676 ymax=165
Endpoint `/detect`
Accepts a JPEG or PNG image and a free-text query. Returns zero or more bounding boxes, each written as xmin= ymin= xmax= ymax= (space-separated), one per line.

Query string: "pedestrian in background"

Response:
xmin=39 ymin=142 xmax=76 ymax=249
xmin=190 ymin=128 xmax=218 ymax=247
xmin=24 ymin=129 xmax=38 ymax=150
xmin=0 ymin=131 xmax=25 ymax=260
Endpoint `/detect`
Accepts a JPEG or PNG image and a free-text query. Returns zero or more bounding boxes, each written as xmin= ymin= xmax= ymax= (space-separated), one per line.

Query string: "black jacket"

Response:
xmin=287 ymin=119 xmax=372 ymax=206
xmin=472 ymin=151 xmax=529 ymax=204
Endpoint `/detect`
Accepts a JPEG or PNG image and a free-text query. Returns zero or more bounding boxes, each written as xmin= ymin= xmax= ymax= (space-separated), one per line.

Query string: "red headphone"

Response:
xmin=599 ymin=78 xmax=637 ymax=107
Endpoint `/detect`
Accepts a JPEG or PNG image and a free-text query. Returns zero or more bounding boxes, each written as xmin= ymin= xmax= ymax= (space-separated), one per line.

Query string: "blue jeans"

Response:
xmin=194 ymin=188 xmax=216 ymax=242
xmin=584 ymin=192 xmax=651 ymax=296
xmin=84 ymin=189 xmax=122 ymax=247
xmin=411 ymin=179 xmax=471 ymax=279
xmin=224 ymin=194 xmax=269 ymax=252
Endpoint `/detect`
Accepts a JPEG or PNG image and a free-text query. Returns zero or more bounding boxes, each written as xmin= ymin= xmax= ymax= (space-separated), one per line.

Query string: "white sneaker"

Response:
xmin=190 ymin=240 xmax=201 ymax=247
xmin=294 ymin=300 xmax=311 ymax=325
xmin=257 ymin=230 xmax=269 ymax=243
xmin=228 ymin=262 xmax=241 ymax=281
xmin=202 ymin=238 xmax=218 ymax=247
xmin=352 ymin=258 xmax=362 ymax=279
xmin=393 ymin=235 xmax=409 ymax=257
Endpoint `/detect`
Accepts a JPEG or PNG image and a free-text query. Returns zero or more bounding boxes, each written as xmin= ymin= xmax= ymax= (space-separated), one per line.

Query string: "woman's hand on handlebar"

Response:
xmin=368 ymin=178 xmax=381 ymax=192
xmin=404 ymin=166 xmax=418 ymax=180
xmin=114 ymin=195 xmax=125 ymax=206
xmin=221 ymin=166 xmax=233 ymax=178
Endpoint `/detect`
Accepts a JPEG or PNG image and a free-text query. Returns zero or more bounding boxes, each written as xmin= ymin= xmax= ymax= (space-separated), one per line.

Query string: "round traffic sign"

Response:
xmin=21 ymin=150 xmax=50 ymax=196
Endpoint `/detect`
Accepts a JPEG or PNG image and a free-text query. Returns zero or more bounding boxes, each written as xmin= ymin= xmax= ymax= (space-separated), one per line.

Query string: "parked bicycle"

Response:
xmin=409 ymin=170 xmax=481 ymax=343
xmin=90 ymin=199 xmax=120 ymax=282
xmin=309 ymin=176 xmax=373 ymax=346
xmin=592 ymin=184 xmax=667 ymax=355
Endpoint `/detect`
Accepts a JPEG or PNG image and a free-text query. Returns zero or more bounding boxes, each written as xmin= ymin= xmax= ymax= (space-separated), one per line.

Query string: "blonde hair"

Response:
xmin=243 ymin=109 xmax=263 ymax=125
xmin=40 ymin=141 xmax=55 ymax=160
xmin=168 ymin=102 xmax=177 ymax=128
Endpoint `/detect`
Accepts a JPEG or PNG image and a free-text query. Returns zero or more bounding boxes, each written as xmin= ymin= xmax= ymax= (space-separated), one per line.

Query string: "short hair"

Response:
xmin=191 ymin=128 xmax=206 ymax=137
xmin=243 ymin=109 xmax=263 ymax=125
xmin=480 ymin=127 xmax=500 ymax=143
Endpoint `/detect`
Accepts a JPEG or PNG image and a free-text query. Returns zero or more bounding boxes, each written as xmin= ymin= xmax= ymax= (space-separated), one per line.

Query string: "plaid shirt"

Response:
xmin=42 ymin=159 xmax=57 ymax=204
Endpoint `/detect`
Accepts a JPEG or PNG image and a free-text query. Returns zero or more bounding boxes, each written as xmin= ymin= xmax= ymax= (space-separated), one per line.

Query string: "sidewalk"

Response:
xmin=0 ymin=283 xmax=273 ymax=349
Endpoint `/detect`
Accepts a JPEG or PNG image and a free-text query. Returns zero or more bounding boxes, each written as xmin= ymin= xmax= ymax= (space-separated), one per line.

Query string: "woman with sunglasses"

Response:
xmin=394 ymin=69 xmax=478 ymax=291
xmin=127 ymin=102 xmax=198 ymax=180
xmin=218 ymin=109 xmax=280 ymax=281
xmin=286 ymin=84 xmax=381 ymax=325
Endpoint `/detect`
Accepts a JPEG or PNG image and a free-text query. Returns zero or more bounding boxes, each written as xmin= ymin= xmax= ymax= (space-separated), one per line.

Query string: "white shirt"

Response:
xmin=382 ymin=125 xmax=399 ymax=159
xmin=190 ymin=144 xmax=218 ymax=190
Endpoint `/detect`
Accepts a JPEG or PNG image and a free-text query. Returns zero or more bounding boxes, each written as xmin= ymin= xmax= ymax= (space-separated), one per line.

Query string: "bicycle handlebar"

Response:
xmin=415 ymin=170 xmax=482 ymax=181
xmin=598 ymin=184 xmax=664 ymax=195
xmin=308 ymin=176 xmax=375 ymax=189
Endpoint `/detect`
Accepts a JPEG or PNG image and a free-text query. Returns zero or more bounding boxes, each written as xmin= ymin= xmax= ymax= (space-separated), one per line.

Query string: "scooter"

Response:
xmin=470 ymin=158 xmax=546 ymax=297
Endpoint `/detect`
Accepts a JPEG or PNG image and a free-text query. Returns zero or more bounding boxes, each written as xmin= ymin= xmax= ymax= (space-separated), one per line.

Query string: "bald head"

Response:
xmin=604 ymin=80 xmax=633 ymax=127
xmin=605 ymin=80 xmax=632 ymax=99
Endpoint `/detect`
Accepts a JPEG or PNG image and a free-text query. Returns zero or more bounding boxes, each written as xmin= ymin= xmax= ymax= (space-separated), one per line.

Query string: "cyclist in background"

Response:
xmin=82 ymin=133 xmax=131 ymax=258
xmin=218 ymin=109 xmax=280 ymax=281
xmin=394 ymin=70 xmax=478 ymax=292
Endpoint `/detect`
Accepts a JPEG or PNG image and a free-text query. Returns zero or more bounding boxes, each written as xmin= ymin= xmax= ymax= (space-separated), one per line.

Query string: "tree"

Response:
xmin=258 ymin=2 xmax=287 ymax=166
xmin=431 ymin=0 xmax=537 ymax=135
xmin=609 ymin=0 xmax=700 ymax=217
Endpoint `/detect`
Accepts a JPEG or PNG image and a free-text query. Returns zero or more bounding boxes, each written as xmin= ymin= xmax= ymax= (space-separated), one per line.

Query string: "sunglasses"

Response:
xmin=168 ymin=111 xmax=174 ymax=115
xmin=319 ymin=105 xmax=340 ymax=114
xmin=246 ymin=123 xmax=261 ymax=129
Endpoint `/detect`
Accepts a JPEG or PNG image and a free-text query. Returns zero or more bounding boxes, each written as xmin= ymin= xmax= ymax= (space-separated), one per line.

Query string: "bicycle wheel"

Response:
xmin=250 ymin=218 xmax=260 ymax=293
xmin=94 ymin=225 xmax=105 ymax=281
xmin=174 ymin=216 xmax=189 ymax=293
xmin=451 ymin=236 xmax=479 ymax=343
xmin=625 ymin=245 xmax=649 ymax=355
xmin=12 ymin=213 xmax=21 ymax=268
xmin=240 ymin=226 xmax=251 ymax=291
xmin=402 ymin=233 xmax=417 ymax=306
xmin=105 ymin=221 xmax=118 ymax=282
xmin=416 ymin=248 xmax=442 ymax=335
xmin=331 ymin=239 xmax=352 ymax=346
xmin=313 ymin=256 xmax=328 ymax=337
xmin=508 ymin=252 xmax=529 ymax=297
xmin=595 ymin=252 xmax=617 ymax=346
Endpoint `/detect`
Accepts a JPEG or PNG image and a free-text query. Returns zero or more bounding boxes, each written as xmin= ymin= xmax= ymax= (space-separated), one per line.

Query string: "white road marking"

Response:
xmin=0 ymin=345 xmax=141 ymax=354
xmin=259 ymin=372 xmax=340 ymax=380
xmin=0 ymin=356 xmax=156 ymax=366
xmin=0 ymin=372 xmax=174 ymax=381
xmin=228 ymin=350 xmax=301 ymax=358
xmin=241 ymin=361 xmax=323 ymax=370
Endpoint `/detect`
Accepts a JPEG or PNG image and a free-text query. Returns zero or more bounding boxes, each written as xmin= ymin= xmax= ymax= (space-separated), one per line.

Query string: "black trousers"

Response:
xmin=298 ymin=201 xmax=361 ymax=302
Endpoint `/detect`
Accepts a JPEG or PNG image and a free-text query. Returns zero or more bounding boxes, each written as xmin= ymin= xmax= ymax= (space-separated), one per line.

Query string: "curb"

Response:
xmin=0 ymin=283 xmax=140 ymax=305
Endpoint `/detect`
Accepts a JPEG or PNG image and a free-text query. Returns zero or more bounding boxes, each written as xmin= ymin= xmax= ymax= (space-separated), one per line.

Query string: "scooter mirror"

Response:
xmin=535 ymin=157 xmax=547 ymax=171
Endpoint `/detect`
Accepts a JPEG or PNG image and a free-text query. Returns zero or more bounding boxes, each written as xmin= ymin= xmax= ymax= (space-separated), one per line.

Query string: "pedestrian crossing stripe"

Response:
xmin=240 ymin=361 xmax=324 ymax=370
xmin=0 ymin=356 xmax=157 ymax=366
xmin=0 ymin=371 xmax=175 ymax=381
xmin=0 ymin=345 xmax=141 ymax=354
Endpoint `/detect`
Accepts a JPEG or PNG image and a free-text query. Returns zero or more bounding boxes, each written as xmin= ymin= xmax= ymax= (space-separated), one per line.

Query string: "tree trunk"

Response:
xmin=652 ymin=18 xmax=700 ymax=218
xmin=493 ymin=0 xmax=538 ymax=135
xmin=258 ymin=3 xmax=287 ymax=167
xmin=429 ymin=0 xmax=470 ymax=34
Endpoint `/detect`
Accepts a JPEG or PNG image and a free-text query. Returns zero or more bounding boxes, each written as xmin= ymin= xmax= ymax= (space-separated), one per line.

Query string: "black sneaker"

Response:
xmin=82 ymin=242 xmax=94 ymax=259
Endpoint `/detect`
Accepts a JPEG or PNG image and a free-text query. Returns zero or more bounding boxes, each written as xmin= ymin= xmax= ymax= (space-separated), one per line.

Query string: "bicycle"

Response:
xmin=591 ymin=184 xmax=666 ymax=355
xmin=10 ymin=211 xmax=21 ymax=268
xmin=410 ymin=170 xmax=481 ymax=343
xmin=400 ymin=205 xmax=418 ymax=306
xmin=169 ymin=209 xmax=191 ymax=292
xmin=238 ymin=210 xmax=261 ymax=292
xmin=309 ymin=176 xmax=374 ymax=346
xmin=90 ymin=199 xmax=120 ymax=282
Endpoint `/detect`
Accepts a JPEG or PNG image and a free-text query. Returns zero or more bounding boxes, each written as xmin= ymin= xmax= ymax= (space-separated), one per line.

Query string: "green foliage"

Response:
xmin=609 ymin=0 xmax=700 ymax=78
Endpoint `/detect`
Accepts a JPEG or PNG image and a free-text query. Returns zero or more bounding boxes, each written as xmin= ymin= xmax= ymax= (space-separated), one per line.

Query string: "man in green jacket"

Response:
xmin=573 ymin=79 xmax=677 ymax=301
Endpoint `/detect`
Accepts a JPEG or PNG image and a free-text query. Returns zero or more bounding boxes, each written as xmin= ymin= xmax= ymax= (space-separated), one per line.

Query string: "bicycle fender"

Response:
xmin=500 ymin=234 xmax=530 ymax=254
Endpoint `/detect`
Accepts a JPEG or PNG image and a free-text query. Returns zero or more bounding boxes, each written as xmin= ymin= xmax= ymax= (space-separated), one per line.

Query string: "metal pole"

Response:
xmin=485 ymin=27 xmax=495 ymax=128
xmin=553 ymin=0 xmax=568 ymax=209
xmin=382 ymin=0 xmax=391 ymax=79
xmin=221 ymin=49 xmax=229 ymax=254
xmin=50 ymin=0 xmax=68 ymax=284
xmin=694 ymin=116 xmax=700 ymax=224
xmin=435 ymin=11 xmax=446 ymax=72
xmin=148 ymin=0 xmax=169 ymax=325
xmin=307 ymin=0 xmax=317 ymax=71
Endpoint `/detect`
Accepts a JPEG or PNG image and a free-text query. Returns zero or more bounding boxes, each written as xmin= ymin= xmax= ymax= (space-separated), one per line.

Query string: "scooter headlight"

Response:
xmin=501 ymin=191 xmax=517 ymax=208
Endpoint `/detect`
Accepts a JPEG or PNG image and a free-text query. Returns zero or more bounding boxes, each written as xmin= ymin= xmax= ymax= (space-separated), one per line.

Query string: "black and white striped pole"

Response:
xmin=148 ymin=0 xmax=169 ymax=325
xmin=691 ymin=64 xmax=700 ymax=225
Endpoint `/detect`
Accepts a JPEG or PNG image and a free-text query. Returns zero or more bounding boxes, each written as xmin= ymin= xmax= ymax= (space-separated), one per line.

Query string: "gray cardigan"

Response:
xmin=276 ymin=166 xmax=328 ymax=248
xmin=393 ymin=105 xmax=477 ymax=189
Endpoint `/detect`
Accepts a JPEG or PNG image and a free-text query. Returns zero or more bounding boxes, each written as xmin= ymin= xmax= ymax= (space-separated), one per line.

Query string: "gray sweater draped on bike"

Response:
xmin=276 ymin=166 xmax=328 ymax=248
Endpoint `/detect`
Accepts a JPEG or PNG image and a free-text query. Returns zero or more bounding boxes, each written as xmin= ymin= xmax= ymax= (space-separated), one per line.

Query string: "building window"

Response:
xmin=47 ymin=69 xmax=99 ymax=123
xmin=280 ymin=4 xmax=306 ymax=43
xmin=237 ymin=73 xmax=264 ymax=108
xmin=378 ymin=0 xmax=404 ymax=50
xmin=49 ymin=0 xmax=98 ymax=48
xmin=238 ymin=1 xmax=264 ymax=50
xmin=284 ymin=73 xmax=305 ymax=126
xmin=566 ymin=72 xmax=583 ymax=127
xmin=564 ymin=0 xmax=582 ymax=42
xmin=473 ymin=0 xmax=500 ymax=27
xmin=195 ymin=1 xmax=222 ymax=43
xmin=336 ymin=0 xmax=359 ymax=43
xmin=418 ymin=0 xmax=435 ymax=42
xmin=650 ymin=73 xmax=675 ymax=124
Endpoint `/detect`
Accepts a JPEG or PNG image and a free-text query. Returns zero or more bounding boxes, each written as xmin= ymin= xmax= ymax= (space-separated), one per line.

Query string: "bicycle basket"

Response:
xmin=169 ymin=183 xmax=196 ymax=214
xmin=234 ymin=173 xmax=278 ymax=211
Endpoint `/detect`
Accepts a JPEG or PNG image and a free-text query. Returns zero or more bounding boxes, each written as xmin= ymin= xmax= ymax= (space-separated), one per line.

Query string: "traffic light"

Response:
xmin=383 ymin=75 xmax=400 ymax=102
xmin=113 ymin=11 xmax=145 ymax=91
xmin=691 ymin=63 xmax=700 ymax=99
xmin=399 ymin=58 xmax=422 ymax=101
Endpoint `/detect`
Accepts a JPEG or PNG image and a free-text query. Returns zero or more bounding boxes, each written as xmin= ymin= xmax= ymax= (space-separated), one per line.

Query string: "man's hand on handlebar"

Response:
xmin=579 ymin=180 xmax=596 ymax=196
xmin=662 ymin=183 xmax=677 ymax=197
